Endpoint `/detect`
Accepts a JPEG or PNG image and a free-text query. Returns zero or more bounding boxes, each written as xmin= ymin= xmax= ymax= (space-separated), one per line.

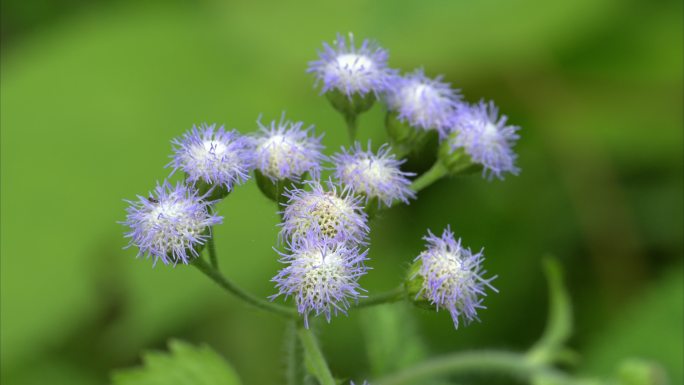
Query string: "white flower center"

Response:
xmin=342 ymin=157 xmax=390 ymax=198
xmin=146 ymin=200 xmax=204 ymax=253
xmin=422 ymin=251 xmax=472 ymax=302
xmin=299 ymin=249 xmax=346 ymax=305
xmin=258 ymin=134 xmax=301 ymax=178
xmin=335 ymin=54 xmax=373 ymax=72
xmin=325 ymin=54 xmax=375 ymax=92
xmin=193 ymin=140 xmax=227 ymax=158
xmin=398 ymin=82 xmax=443 ymax=122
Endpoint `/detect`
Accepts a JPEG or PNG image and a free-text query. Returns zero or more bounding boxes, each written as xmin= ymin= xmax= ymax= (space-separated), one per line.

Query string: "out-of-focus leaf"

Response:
xmin=361 ymin=304 xmax=427 ymax=377
xmin=581 ymin=268 xmax=683 ymax=384
xmin=111 ymin=340 xmax=242 ymax=385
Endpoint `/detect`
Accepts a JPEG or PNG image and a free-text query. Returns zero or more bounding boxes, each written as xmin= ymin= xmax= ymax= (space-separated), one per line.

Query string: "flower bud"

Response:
xmin=169 ymin=123 xmax=254 ymax=201
xmin=326 ymin=89 xmax=376 ymax=117
xmin=405 ymin=258 xmax=437 ymax=311
xmin=385 ymin=111 xmax=439 ymax=173
xmin=437 ymin=133 xmax=481 ymax=176
xmin=407 ymin=226 xmax=497 ymax=328
xmin=122 ymin=181 xmax=223 ymax=266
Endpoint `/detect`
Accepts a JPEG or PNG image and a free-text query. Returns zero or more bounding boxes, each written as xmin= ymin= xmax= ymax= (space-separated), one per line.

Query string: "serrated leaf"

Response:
xmin=111 ymin=340 xmax=242 ymax=385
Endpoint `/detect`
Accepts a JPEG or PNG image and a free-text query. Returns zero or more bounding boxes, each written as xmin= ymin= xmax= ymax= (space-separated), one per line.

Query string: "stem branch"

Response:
xmin=374 ymin=351 xmax=539 ymax=385
xmin=356 ymin=286 xmax=405 ymax=309
xmin=192 ymin=257 xmax=295 ymax=318
xmin=410 ymin=161 xmax=448 ymax=192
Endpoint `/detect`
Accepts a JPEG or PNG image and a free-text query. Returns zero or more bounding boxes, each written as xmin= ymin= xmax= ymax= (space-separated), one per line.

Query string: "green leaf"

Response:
xmin=111 ymin=340 xmax=242 ymax=385
xmin=361 ymin=304 xmax=427 ymax=377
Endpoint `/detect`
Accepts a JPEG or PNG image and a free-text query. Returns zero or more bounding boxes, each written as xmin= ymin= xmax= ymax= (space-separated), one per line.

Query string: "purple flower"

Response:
xmin=122 ymin=181 xmax=222 ymax=266
xmin=170 ymin=123 xmax=254 ymax=190
xmin=271 ymin=234 xmax=369 ymax=327
xmin=308 ymin=33 xmax=394 ymax=98
xmin=254 ymin=115 xmax=325 ymax=181
xmin=281 ymin=179 xmax=368 ymax=245
xmin=449 ymin=101 xmax=520 ymax=179
xmin=332 ymin=142 xmax=415 ymax=207
xmin=386 ymin=69 xmax=462 ymax=136
xmin=413 ymin=226 xmax=497 ymax=328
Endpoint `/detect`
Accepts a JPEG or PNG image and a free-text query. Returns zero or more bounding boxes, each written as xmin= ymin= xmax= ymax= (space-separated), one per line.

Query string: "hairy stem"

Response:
xmin=285 ymin=320 xmax=304 ymax=385
xmin=192 ymin=257 xmax=296 ymax=318
xmin=298 ymin=327 xmax=336 ymax=385
xmin=356 ymin=286 xmax=405 ymax=309
xmin=373 ymin=351 xmax=540 ymax=385
xmin=410 ymin=161 xmax=448 ymax=192
xmin=207 ymin=228 xmax=219 ymax=270
xmin=346 ymin=113 xmax=358 ymax=143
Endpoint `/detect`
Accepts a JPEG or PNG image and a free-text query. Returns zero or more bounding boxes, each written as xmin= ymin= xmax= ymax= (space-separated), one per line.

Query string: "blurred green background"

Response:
xmin=1 ymin=0 xmax=682 ymax=384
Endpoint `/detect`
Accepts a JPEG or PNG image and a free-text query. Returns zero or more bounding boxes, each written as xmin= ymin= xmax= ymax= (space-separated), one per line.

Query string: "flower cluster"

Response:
xmin=386 ymin=68 xmax=462 ymax=136
xmin=308 ymin=33 xmax=394 ymax=98
xmin=332 ymin=142 xmax=415 ymax=207
xmin=122 ymin=181 xmax=222 ymax=266
xmin=310 ymin=33 xmax=521 ymax=179
xmin=271 ymin=234 xmax=369 ymax=327
xmin=122 ymin=32 xmax=517 ymax=332
xmin=411 ymin=227 xmax=497 ymax=328
xmin=253 ymin=115 xmax=324 ymax=182
xmin=448 ymin=100 xmax=521 ymax=179
xmin=169 ymin=123 xmax=253 ymax=190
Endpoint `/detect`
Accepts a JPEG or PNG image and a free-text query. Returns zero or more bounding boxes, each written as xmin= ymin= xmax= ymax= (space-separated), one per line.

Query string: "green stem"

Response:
xmin=298 ymin=327 xmax=336 ymax=385
xmin=356 ymin=286 xmax=405 ymax=309
xmin=345 ymin=113 xmax=358 ymax=143
xmin=410 ymin=161 xmax=449 ymax=192
xmin=207 ymin=229 xmax=218 ymax=270
xmin=527 ymin=258 xmax=573 ymax=365
xmin=373 ymin=351 xmax=541 ymax=385
xmin=192 ymin=257 xmax=296 ymax=318
xmin=285 ymin=320 xmax=304 ymax=385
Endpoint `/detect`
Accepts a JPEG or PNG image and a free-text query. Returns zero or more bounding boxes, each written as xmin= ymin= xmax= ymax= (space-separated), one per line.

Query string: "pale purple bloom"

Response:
xmin=332 ymin=142 xmax=415 ymax=207
xmin=254 ymin=115 xmax=325 ymax=181
xmin=450 ymin=101 xmax=520 ymax=179
xmin=386 ymin=69 xmax=462 ymax=136
xmin=271 ymin=234 xmax=369 ymax=327
xmin=413 ymin=226 xmax=497 ymax=328
xmin=170 ymin=123 xmax=254 ymax=190
xmin=308 ymin=33 xmax=394 ymax=98
xmin=122 ymin=181 xmax=222 ymax=266
xmin=281 ymin=179 xmax=368 ymax=245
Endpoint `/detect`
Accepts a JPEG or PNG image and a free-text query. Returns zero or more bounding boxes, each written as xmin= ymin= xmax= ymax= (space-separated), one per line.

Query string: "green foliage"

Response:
xmin=361 ymin=304 xmax=427 ymax=377
xmin=1 ymin=0 xmax=681 ymax=384
xmin=111 ymin=340 xmax=242 ymax=385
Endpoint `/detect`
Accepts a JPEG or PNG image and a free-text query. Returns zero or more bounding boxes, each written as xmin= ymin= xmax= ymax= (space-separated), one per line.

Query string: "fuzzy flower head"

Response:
xmin=254 ymin=115 xmax=325 ymax=181
xmin=122 ymin=181 xmax=222 ymax=266
xmin=281 ymin=180 xmax=368 ymax=245
xmin=332 ymin=142 xmax=415 ymax=207
xmin=449 ymin=101 xmax=520 ymax=179
xmin=308 ymin=33 xmax=393 ymax=98
xmin=271 ymin=235 xmax=369 ymax=327
xmin=387 ymin=69 xmax=462 ymax=135
xmin=170 ymin=123 xmax=254 ymax=190
xmin=412 ymin=227 xmax=497 ymax=328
